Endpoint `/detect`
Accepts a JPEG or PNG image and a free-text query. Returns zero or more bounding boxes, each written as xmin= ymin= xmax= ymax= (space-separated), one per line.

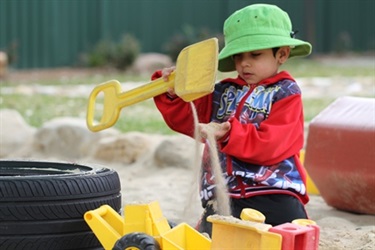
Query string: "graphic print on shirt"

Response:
xmin=200 ymin=80 xmax=306 ymax=204
xmin=216 ymin=85 xmax=249 ymax=120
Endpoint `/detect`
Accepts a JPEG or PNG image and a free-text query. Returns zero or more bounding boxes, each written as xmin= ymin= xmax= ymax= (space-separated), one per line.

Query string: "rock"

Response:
xmin=154 ymin=135 xmax=199 ymax=169
xmin=0 ymin=110 xmax=202 ymax=169
xmin=0 ymin=51 xmax=8 ymax=78
xmin=131 ymin=53 xmax=173 ymax=76
xmin=92 ymin=132 xmax=150 ymax=164
xmin=32 ymin=117 xmax=119 ymax=159
xmin=0 ymin=109 xmax=36 ymax=157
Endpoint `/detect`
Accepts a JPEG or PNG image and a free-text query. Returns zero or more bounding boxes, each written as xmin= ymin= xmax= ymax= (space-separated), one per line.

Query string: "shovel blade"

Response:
xmin=175 ymin=38 xmax=218 ymax=102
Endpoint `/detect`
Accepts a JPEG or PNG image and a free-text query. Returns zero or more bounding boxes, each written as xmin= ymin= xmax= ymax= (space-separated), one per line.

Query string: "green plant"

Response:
xmin=83 ymin=34 xmax=140 ymax=70
xmin=163 ymin=25 xmax=223 ymax=62
xmin=85 ymin=40 xmax=116 ymax=67
xmin=113 ymin=34 xmax=141 ymax=70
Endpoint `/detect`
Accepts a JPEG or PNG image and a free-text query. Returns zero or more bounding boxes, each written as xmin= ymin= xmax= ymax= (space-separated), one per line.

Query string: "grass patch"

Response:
xmin=303 ymin=98 xmax=335 ymax=122
xmin=0 ymin=94 xmax=88 ymax=127
xmin=114 ymin=99 xmax=175 ymax=134
xmin=0 ymin=93 xmax=176 ymax=134
xmin=281 ymin=58 xmax=374 ymax=78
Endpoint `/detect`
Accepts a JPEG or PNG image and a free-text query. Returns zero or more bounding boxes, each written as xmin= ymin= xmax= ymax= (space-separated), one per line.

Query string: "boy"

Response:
xmin=152 ymin=4 xmax=312 ymax=235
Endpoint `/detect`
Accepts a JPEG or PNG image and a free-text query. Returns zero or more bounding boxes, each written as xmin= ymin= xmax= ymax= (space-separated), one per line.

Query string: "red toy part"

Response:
xmin=269 ymin=223 xmax=319 ymax=250
xmin=304 ymin=96 xmax=375 ymax=214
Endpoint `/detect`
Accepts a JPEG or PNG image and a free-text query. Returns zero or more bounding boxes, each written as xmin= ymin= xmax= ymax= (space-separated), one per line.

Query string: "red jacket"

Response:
xmin=153 ymin=71 xmax=309 ymax=205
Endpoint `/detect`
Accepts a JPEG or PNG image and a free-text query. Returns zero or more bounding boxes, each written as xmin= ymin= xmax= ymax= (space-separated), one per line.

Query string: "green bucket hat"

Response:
xmin=218 ymin=4 xmax=312 ymax=72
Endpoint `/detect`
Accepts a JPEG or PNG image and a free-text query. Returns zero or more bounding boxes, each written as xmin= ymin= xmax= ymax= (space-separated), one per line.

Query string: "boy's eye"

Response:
xmin=232 ymin=52 xmax=261 ymax=61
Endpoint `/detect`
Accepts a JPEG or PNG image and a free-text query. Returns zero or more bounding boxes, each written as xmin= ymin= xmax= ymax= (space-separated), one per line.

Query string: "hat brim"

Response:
xmin=218 ymin=35 xmax=312 ymax=72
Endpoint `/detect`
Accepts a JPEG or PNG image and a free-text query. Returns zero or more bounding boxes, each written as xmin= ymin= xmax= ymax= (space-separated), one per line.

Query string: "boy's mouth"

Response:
xmin=242 ymin=72 xmax=254 ymax=78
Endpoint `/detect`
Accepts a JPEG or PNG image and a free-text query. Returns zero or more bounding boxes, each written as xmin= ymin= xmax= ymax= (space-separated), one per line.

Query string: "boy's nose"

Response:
xmin=241 ymin=58 xmax=251 ymax=67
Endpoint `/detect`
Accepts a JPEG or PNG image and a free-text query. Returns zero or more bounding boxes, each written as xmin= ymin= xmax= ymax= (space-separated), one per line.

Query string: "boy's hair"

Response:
xmin=272 ymin=47 xmax=280 ymax=57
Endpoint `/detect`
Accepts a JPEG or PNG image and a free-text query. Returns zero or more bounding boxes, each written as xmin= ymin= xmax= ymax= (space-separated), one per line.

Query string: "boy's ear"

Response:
xmin=278 ymin=46 xmax=291 ymax=64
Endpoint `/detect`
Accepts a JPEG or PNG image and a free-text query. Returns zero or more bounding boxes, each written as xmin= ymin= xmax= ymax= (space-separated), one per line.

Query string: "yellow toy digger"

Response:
xmin=85 ymin=201 xmax=210 ymax=250
xmin=84 ymin=201 xmax=319 ymax=250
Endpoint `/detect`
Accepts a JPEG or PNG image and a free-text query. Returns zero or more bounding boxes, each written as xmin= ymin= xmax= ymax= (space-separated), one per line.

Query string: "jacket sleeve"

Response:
xmin=152 ymin=70 xmax=212 ymax=137
xmin=220 ymin=94 xmax=304 ymax=165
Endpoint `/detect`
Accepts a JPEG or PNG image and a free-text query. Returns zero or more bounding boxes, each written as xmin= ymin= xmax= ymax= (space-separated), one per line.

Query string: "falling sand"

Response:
xmin=183 ymin=103 xmax=231 ymax=221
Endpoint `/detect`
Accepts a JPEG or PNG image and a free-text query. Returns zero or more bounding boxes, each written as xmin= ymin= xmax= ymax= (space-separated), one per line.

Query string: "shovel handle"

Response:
xmin=87 ymin=75 xmax=175 ymax=132
xmin=86 ymin=80 xmax=123 ymax=132
xmin=117 ymin=73 xmax=175 ymax=108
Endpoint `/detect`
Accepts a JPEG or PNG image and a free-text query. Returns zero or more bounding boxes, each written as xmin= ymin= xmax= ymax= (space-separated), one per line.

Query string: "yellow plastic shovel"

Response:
xmin=87 ymin=38 xmax=218 ymax=132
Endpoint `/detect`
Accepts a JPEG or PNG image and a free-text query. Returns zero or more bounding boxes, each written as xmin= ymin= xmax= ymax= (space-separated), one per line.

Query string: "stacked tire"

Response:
xmin=0 ymin=160 xmax=122 ymax=250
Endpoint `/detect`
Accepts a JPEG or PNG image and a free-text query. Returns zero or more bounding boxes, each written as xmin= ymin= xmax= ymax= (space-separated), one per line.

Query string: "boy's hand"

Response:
xmin=162 ymin=66 xmax=176 ymax=96
xmin=198 ymin=122 xmax=231 ymax=141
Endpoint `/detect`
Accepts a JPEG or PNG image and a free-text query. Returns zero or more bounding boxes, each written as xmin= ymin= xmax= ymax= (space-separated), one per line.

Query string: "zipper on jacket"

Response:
xmin=234 ymin=84 xmax=256 ymax=119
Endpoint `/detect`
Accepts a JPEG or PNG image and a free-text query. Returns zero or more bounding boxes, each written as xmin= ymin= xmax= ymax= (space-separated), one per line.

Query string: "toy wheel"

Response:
xmin=168 ymin=219 xmax=177 ymax=228
xmin=113 ymin=232 xmax=161 ymax=250
xmin=0 ymin=160 xmax=121 ymax=250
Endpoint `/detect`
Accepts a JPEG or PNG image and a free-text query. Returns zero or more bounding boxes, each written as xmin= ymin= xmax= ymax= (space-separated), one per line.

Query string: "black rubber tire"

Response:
xmin=0 ymin=160 xmax=122 ymax=250
xmin=113 ymin=232 xmax=161 ymax=250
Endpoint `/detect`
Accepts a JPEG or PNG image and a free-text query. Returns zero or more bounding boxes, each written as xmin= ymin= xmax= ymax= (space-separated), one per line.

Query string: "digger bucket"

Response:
xmin=86 ymin=38 xmax=218 ymax=132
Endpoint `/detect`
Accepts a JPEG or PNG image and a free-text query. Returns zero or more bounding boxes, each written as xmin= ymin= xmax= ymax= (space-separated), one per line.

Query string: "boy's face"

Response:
xmin=233 ymin=47 xmax=290 ymax=85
